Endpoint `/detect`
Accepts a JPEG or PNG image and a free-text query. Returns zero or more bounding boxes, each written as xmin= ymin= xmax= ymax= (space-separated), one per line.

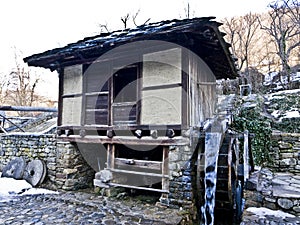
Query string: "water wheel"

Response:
xmin=196 ymin=132 xmax=244 ymax=224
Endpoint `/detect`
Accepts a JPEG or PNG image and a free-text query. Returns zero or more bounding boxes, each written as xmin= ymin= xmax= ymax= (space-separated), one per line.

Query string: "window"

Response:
xmin=112 ymin=65 xmax=139 ymax=125
xmin=113 ymin=66 xmax=138 ymax=103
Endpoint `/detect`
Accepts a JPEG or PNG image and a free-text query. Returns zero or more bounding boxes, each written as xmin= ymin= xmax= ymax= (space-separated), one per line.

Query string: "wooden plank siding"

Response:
xmin=104 ymin=144 xmax=169 ymax=192
xmin=83 ymin=63 xmax=110 ymax=126
xmin=188 ymin=51 xmax=216 ymax=126
xmin=181 ymin=48 xmax=189 ymax=129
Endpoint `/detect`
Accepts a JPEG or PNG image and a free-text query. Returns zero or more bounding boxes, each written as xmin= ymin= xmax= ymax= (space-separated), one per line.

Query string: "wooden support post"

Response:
xmin=243 ymin=130 xmax=249 ymax=182
xmin=107 ymin=144 xmax=115 ymax=170
xmin=105 ymin=144 xmax=115 ymax=196
xmin=161 ymin=146 xmax=169 ymax=198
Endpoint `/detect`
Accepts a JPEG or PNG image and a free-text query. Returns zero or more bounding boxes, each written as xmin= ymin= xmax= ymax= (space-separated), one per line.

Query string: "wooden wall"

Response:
xmin=188 ymin=51 xmax=216 ymax=126
xmin=59 ymin=47 xmax=217 ymax=130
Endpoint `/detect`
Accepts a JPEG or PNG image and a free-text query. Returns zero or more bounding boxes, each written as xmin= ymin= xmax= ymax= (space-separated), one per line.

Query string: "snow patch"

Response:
xmin=246 ymin=207 xmax=295 ymax=218
xmin=21 ymin=188 xmax=59 ymax=195
xmin=264 ymin=71 xmax=300 ymax=91
xmin=271 ymin=110 xmax=280 ymax=118
xmin=264 ymin=72 xmax=277 ymax=84
xmin=0 ymin=177 xmax=32 ymax=196
xmin=282 ymin=111 xmax=300 ymax=120
xmin=267 ymin=88 xmax=300 ymax=100
xmin=0 ymin=177 xmax=59 ymax=202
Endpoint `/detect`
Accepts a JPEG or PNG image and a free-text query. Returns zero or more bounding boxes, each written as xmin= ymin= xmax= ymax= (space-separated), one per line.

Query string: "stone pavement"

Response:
xmin=0 ymin=190 xmax=184 ymax=225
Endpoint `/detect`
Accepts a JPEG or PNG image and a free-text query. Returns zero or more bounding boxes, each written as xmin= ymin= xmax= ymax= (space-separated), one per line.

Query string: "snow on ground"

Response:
xmin=267 ymin=88 xmax=300 ymax=101
xmin=271 ymin=110 xmax=280 ymax=119
xmin=283 ymin=111 xmax=300 ymax=119
xmin=0 ymin=177 xmax=32 ymax=196
xmin=246 ymin=207 xmax=295 ymax=218
xmin=264 ymin=71 xmax=300 ymax=92
xmin=21 ymin=188 xmax=59 ymax=196
xmin=266 ymin=88 xmax=300 ymax=122
xmin=0 ymin=176 xmax=58 ymax=202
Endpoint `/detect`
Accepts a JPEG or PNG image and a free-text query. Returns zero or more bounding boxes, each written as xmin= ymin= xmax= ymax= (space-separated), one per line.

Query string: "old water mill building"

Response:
xmin=24 ymin=17 xmax=252 ymax=223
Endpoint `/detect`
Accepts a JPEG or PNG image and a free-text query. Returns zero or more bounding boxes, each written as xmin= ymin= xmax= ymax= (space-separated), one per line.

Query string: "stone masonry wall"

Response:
xmin=245 ymin=168 xmax=300 ymax=216
xmin=167 ymin=131 xmax=198 ymax=223
xmin=244 ymin=132 xmax=300 ymax=216
xmin=56 ymin=142 xmax=94 ymax=190
xmin=269 ymin=132 xmax=300 ymax=172
xmin=168 ymin=145 xmax=194 ymax=207
xmin=0 ymin=134 xmax=94 ymax=191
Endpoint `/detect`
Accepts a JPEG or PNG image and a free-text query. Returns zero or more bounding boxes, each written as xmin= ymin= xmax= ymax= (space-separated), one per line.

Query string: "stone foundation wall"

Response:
xmin=167 ymin=143 xmax=197 ymax=222
xmin=0 ymin=134 xmax=94 ymax=190
xmin=269 ymin=132 xmax=300 ymax=172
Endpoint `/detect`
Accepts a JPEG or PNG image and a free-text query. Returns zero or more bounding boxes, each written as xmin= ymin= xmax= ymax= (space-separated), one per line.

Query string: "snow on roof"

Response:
xmin=24 ymin=17 xmax=238 ymax=80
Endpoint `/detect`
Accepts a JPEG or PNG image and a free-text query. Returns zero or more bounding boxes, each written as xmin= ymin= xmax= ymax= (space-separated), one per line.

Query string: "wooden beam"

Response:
xmin=0 ymin=106 xmax=57 ymax=112
xmin=57 ymin=135 xmax=190 ymax=146
xmin=57 ymin=68 xmax=63 ymax=126
xmin=109 ymin=183 xmax=169 ymax=193
xmin=114 ymin=158 xmax=162 ymax=171
xmin=109 ymin=168 xmax=169 ymax=178
xmin=162 ymin=147 xmax=170 ymax=193
xmin=57 ymin=124 xmax=182 ymax=131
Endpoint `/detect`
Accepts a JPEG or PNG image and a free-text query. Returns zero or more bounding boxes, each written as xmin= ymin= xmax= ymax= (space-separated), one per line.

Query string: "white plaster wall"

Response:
xmin=63 ymin=65 xmax=82 ymax=95
xmin=62 ymin=97 xmax=82 ymax=125
xmin=141 ymin=48 xmax=182 ymax=125
xmin=62 ymin=65 xmax=83 ymax=126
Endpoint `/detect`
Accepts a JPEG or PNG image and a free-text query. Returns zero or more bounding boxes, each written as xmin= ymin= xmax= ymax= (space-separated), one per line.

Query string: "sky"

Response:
xmin=0 ymin=0 xmax=273 ymax=100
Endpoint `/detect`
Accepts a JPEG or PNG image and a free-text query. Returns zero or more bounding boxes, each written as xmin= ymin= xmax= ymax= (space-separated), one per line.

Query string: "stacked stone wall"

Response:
xmin=244 ymin=132 xmax=300 ymax=217
xmin=0 ymin=134 xmax=94 ymax=190
xmin=167 ymin=140 xmax=198 ymax=222
xmin=269 ymin=132 xmax=300 ymax=172
xmin=245 ymin=168 xmax=300 ymax=216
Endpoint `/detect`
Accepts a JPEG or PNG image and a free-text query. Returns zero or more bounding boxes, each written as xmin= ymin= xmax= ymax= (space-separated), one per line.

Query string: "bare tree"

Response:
xmin=260 ymin=0 xmax=300 ymax=89
xmin=98 ymin=22 xmax=109 ymax=33
xmin=222 ymin=13 xmax=260 ymax=74
xmin=132 ymin=9 xmax=150 ymax=27
xmin=4 ymin=49 xmax=42 ymax=115
xmin=99 ymin=10 xmax=151 ymax=33
xmin=0 ymin=73 xmax=9 ymax=105
xmin=121 ymin=13 xmax=130 ymax=29
xmin=181 ymin=0 xmax=196 ymax=19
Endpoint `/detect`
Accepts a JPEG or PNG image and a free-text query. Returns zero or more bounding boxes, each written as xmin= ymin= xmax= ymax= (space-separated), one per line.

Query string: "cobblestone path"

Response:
xmin=0 ymin=191 xmax=183 ymax=225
